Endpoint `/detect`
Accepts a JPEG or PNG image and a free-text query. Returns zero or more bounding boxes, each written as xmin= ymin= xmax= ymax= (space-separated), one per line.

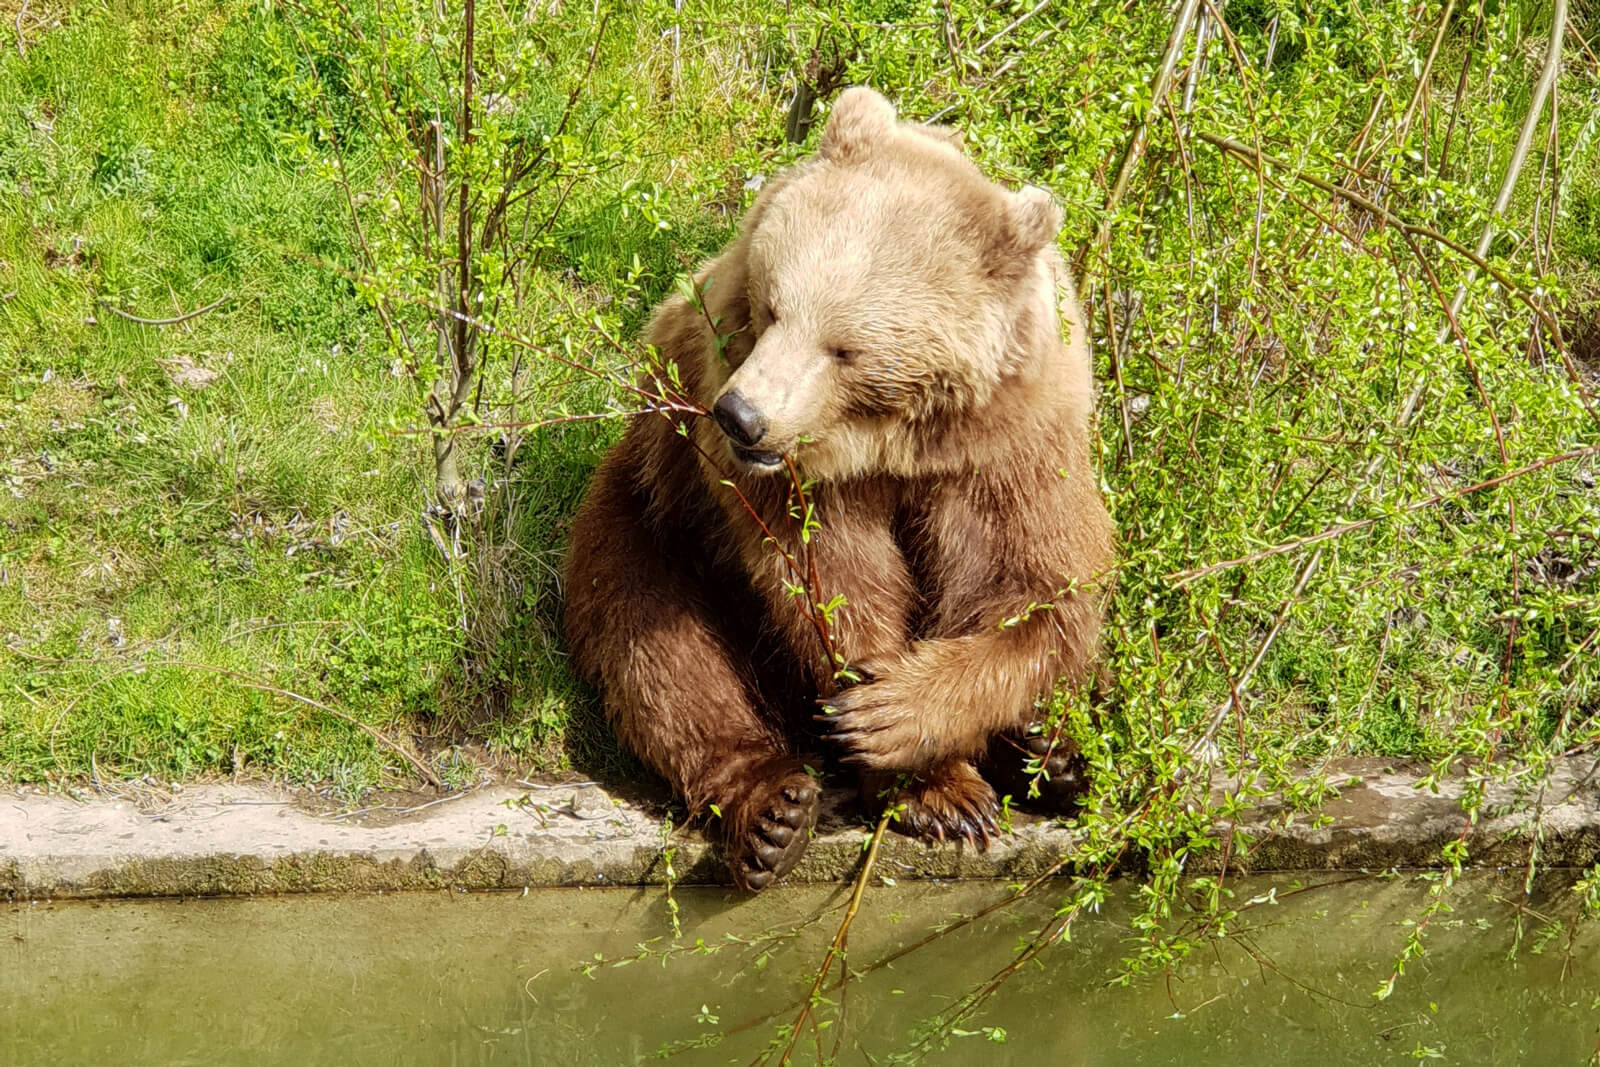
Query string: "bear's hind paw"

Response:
xmin=870 ymin=761 xmax=999 ymax=848
xmin=982 ymin=726 xmax=1089 ymax=817
xmin=726 ymin=768 xmax=821 ymax=892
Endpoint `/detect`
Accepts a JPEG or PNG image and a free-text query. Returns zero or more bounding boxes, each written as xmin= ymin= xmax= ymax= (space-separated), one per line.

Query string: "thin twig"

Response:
xmin=167 ymin=661 xmax=441 ymax=787
xmin=1439 ymin=0 xmax=1567 ymax=341
xmin=972 ymin=0 xmax=1050 ymax=57
xmin=769 ymin=806 xmax=892 ymax=1067
xmin=1189 ymin=556 xmax=1321 ymax=755
xmin=1168 ymin=442 xmax=1600 ymax=587
xmin=95 ymin=293 xmax=231 ymax=326
xmin=1436 ymin=8 xmax=1484 ymax=178
xmin=383 ymin=404 xmax=703 ymax=438
xmin=1384 ymin=0 xmax=1458 ymax=170
xmin=15 ymin=0 xmax=30 ymax=59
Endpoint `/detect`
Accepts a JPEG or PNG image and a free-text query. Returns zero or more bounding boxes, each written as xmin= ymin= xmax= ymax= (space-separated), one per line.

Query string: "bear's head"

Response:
xmin=706 ymin=87 xmax=1066 ymax=480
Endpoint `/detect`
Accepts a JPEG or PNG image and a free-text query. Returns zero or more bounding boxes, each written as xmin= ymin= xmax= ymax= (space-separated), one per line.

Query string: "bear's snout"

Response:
xmin=713 ymin=390 xmax=769 ymax=448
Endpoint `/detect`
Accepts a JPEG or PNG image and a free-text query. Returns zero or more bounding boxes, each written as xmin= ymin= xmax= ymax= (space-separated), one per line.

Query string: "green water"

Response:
xmin=4 ymin=874 xmax=1597 ymax=1065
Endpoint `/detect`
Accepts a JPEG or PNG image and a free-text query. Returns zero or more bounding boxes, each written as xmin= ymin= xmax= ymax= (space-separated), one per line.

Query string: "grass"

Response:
xmin=1 ymin=0 xmax=1597 ymax=812
xmin=1 ymin=2 xmax=554 ymax=789
xmin=0 ymin=1 xmax=754 ymax=792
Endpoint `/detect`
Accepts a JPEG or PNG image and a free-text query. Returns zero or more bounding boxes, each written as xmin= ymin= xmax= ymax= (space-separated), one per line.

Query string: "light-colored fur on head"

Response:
xmin=686 ymin=87 xmax=1089 ymax=482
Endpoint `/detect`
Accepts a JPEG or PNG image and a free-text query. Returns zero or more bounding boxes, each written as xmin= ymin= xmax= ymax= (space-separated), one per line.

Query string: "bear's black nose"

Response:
xmin=713 ymin=390 xmax=768 ymax=447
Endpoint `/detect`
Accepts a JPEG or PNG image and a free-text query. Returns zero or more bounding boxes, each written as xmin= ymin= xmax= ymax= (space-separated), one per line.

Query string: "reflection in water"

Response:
xmin=4 ymin=874 xmax=1597 ymax=1065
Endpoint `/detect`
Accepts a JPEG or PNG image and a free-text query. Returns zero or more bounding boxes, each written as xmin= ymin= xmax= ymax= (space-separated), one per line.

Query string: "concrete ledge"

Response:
xmin=3 ymin=758 xmax=1597 ymax=899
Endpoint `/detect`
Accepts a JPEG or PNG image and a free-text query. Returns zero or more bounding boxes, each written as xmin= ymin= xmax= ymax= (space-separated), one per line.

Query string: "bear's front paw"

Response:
xmin=821 ymin=672 xmax=941 ymax=771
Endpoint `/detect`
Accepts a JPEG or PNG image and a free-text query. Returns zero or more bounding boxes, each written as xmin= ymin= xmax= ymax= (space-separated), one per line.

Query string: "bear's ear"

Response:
xmin=995 ymin=185 xmax=1064 ymax=264
xmin=820 ymin=88 xmax=897 ymax=164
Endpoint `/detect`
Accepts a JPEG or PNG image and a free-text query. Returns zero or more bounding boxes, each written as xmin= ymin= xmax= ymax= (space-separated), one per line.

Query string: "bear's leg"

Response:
xmin=564 ymin=460 xmax=820 ymax=892
xmin=980 ymin=726 xmax=1089 ymax=816
xmin=859 ymin=759 xmax=999 ymax=845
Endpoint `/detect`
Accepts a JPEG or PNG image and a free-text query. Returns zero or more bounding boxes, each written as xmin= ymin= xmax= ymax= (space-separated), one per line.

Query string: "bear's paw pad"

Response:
xmin=728 ymin=772 xmax=820 ymax=892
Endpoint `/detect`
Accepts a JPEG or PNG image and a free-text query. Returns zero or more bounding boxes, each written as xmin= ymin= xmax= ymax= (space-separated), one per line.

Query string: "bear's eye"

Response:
xmin=832 ymin=348 xmax=855 ymax=363
xmin=765 ymin=303 xmax=779 ymax=323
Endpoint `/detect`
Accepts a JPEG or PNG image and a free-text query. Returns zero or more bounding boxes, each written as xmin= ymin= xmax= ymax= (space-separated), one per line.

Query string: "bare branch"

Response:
xmin=94 ymin=292 xmax=231 ymax=326
xmin=1441 ymin=0 xmax=1568 ymax=341
xmin=1168 ymin=442 xmax=1600 ymax=588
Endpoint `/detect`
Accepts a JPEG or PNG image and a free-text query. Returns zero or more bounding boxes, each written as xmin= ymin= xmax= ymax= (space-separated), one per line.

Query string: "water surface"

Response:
xmin=5 ymin=873 xmax=1596 ymax=1065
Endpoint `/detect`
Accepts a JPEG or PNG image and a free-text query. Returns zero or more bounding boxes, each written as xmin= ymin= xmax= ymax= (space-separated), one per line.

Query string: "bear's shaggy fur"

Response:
xmin=563 ymin=88 xmax=1114 ymax=891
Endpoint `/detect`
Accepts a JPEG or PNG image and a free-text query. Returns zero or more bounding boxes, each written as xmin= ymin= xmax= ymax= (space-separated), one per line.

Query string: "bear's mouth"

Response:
xmin=731 ymin=443 xmax=786 ymax=471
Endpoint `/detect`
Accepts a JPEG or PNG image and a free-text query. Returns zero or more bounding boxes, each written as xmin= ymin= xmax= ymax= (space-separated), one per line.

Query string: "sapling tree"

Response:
xmin=280 ymin=2 xmax=856 ymax=715
xmin=282 ymin=0 xmax=618 ymax=532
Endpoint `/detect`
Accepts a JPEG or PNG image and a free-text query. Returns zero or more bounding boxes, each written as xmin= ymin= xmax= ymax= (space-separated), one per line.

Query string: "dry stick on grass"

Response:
xmin=173 ymin=662 xmax=442 ymax=788
xmin=94 ymin=293 xmax=231 ymax=327
xmin=14 ymin=0 xmax=29 ymax=59
xmin=47 ymin=660 xmax=442 ymax=788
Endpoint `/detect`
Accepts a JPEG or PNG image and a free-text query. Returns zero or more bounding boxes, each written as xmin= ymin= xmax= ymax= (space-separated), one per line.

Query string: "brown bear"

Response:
xmin=562 ymin=88 xmax=1114 ymax=891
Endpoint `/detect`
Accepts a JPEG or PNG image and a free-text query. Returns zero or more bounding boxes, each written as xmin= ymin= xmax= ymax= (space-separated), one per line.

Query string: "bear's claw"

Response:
xmin=727 ymin=768 xmax=820 ymax=892
xmin=865 ymin=762 xmax=1000 ymax=848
